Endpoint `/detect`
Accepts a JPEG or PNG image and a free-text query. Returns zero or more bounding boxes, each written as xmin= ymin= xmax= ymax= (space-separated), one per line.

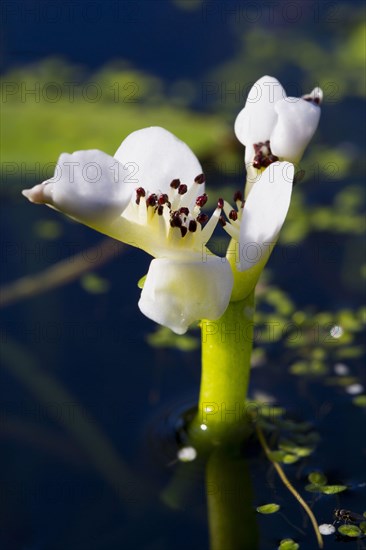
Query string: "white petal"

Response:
xmin=238 ymin=162 xmax=294 ymax=271
xmin=138 ymin=256 xmax=233 ymax=334
xmin=270 ymin=97 xmax=321 ymax=163
xmin=234 ymin=76 xmax=286 ymax=146
xmin=114 ymin=127 xmax=203 ymax=196
xmin=22 ymin=150 xmax=132 ymax=224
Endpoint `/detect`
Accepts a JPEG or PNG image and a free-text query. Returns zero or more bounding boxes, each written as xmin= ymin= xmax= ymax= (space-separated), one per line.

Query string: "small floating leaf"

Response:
xmin=308 ymin=472 xmax=327 ymax=486
xmin=256 ymin=503 xmax=280 ymax=514
xmin=34 ymin=219 xmax=63 ymax=239
xmin=338 ymin=524 xmax=362 ymax=537
xmin=278 ymin=538 xmax=299 ymax=550
xmin=80 ymin=273 xmax=110 ymax=294
xmin=320 ymin=485 xmax=347 ymax=494
xmin=268 ymin=451 xmax=286 ymax=462
xmin=353 ymin=395 xmax=366 ymax=407
xmin=282 ymin=454 xmax=299 ymax=464
xmin=359 ymin=521 xmax=366 ymax=534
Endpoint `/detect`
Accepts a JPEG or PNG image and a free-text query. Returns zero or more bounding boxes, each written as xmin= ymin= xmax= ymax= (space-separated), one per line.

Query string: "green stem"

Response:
xmin=191 ymin=291 xmax=255 ymax=440
xmin=206 ymin=448 xmax=259 ymax=550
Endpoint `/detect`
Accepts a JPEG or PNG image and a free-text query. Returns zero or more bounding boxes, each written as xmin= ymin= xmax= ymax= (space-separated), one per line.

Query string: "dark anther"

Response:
xmin=157 ymin=205 xmax=164 ymax=216
xmin=229 ymin=210 xmax=238 ymax=221
xmin=233 ymin=190 xmax=243 ymax=203
xmin=253 ymin=143 xmax=261 ymax=154
xmin=146 ymin=194 xmax=158 ymax=207
xmin=219 ymin=216 xmax=226 ymax=227
xmin=178 ymin=184 xmax=188 ymax=195
xmin=217 ymin=198 xmax=224 ymax=209
xmin=197 ymin=213 xmax=209 ymax=225
xmin=253 ymin=140 xmax=278 ymax=169
xmin=179 ymin=207 xmax=189 ymax=216
xmin=170 ymin=179 xmax=180 ymax=189
xmin=158 ymin=193 xmax=169 ymax=205
xmin=189 ymin=220 xmax=197 ymax=232
xmin=303 ymin=94 xmax=320 ymax=105
xmin=135 ymin=187 xmax=146 ymax=204
xmin=180 ymin=226 xmax=188 ymax=238
xmin=170 ymin=211 xmax=182 ymax=228
xmin=196 ymin=193 xmax=208 ymax=208
xmin=194 ymin=173 xmax=206 ymax=184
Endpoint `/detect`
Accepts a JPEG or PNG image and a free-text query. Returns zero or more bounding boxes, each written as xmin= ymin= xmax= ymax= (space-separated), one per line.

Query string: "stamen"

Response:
xmin=233 ymin=190 xmax=243 ymax=203
xmin=170 ymin=211 xmax=182 ymax=228
xmin=197 ymin=213 xmax=209 ymax=225
xmin=194 ymin=173 xmax=206 ymax=184
xmin=178 ymin=184 xmax=188 ymax=195
xmin=158 ymin=193 xmax=169 ymax=205
xmin=189 ymin=220 xmax=197 ymax=232
xmin=180 ymin=226 xmax=188 ymax=238
xmin=157 ymin=205 xmax=164 ymax=216
xmin=146 ymin=194 xmax=158 ymax=207
xmin=196 ymin=194 xmax=208 ymax=208
xmin=229 ymin=210 xmax=238 ymax=221
xmin=219 ymin=216 xmax=226 ymax=227
xmin=217 ymin=198 xmax=224 ymax=209
xmin=170 ymin=179 xmax=180 ymax=189
xmin=136 ymin=187 xmax=146 ymax=205
xmin=253 ymin=140 xmax=278 ymax=169
xmin=179 ymin=207 xmax=189 ymax=216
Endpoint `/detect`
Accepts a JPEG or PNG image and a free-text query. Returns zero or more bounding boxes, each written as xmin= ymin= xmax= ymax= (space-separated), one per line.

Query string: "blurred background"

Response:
xmin=1 ymin=1 xmax=365 ymax=549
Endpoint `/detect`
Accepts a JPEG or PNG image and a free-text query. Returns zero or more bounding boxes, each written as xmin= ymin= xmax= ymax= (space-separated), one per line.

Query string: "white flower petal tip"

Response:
xmin=138 ymin=257 xmax=233 ymax=334
xmin=235 ymin=76 xmax=322 ymax=170
xmin=22 ymin=150 xmax=133 ymax=224
xmin=114 ymin=126 xmax=203 ymax=199
xmin=22 ymin=184 xmax=51 ymax=204
xmin=237 ymin=162 xmax=294 ymax=272
xmin=271 ymin=97 xmax=321 ymax=163
xmin=234 ymin=76 xmax=286 ymax=146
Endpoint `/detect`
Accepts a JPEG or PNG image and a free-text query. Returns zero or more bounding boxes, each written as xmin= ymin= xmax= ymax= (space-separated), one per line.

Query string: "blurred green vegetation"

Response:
xmin=1 ymin=59 xmax=229 ymax=170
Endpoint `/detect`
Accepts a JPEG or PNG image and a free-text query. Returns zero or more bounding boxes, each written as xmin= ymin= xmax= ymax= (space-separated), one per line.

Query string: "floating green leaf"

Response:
xmin=80 ymin=273 xmax=110 ymax=294
xmin=359 ymin=521 xmax=366 ymax=534
xmin=282 ymin=454 xmax=299 ymax=464
xmin=278 ymin=538 xmax=299 ymax=550
xmin=279 ymin=440 xmax=314 ymax=457
xmin=268 ymin=451 xmax=286 ymax=463
xmin=33 ymin=219 xmax=63 ymax=240
xmin=256 ymin=503 xmax=280 ymax=514
xmin=338 ymin=524 xmax=362 ymax=537
xmin=320 ymin=485 xmax=347 ymax=495
xmin=353 ymin=395 xmax=366 ymax=407
xmin=308 ymin=472 xmax=327 ymax=486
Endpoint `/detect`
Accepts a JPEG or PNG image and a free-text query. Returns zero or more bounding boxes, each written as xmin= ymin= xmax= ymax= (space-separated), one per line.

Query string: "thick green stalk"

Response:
xmin=192 ymin=291 xmax=255 ymax=438
xmin=206 ymin=448 xmax=259 ymax=550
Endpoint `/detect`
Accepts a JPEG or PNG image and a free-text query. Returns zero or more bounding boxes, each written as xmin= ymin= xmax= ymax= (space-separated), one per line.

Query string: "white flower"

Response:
xmin=222 ymin=161 xmax=294 ymax=295
xmin=235 ymin=76 xmax=322 ymax=195
xmin=23 ymin=127 xmax=233 ymax=334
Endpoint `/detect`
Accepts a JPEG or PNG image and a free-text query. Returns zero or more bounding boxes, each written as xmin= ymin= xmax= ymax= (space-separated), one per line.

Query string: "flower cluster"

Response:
xmin=23 ymin=76 xmax=322 ymax=334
